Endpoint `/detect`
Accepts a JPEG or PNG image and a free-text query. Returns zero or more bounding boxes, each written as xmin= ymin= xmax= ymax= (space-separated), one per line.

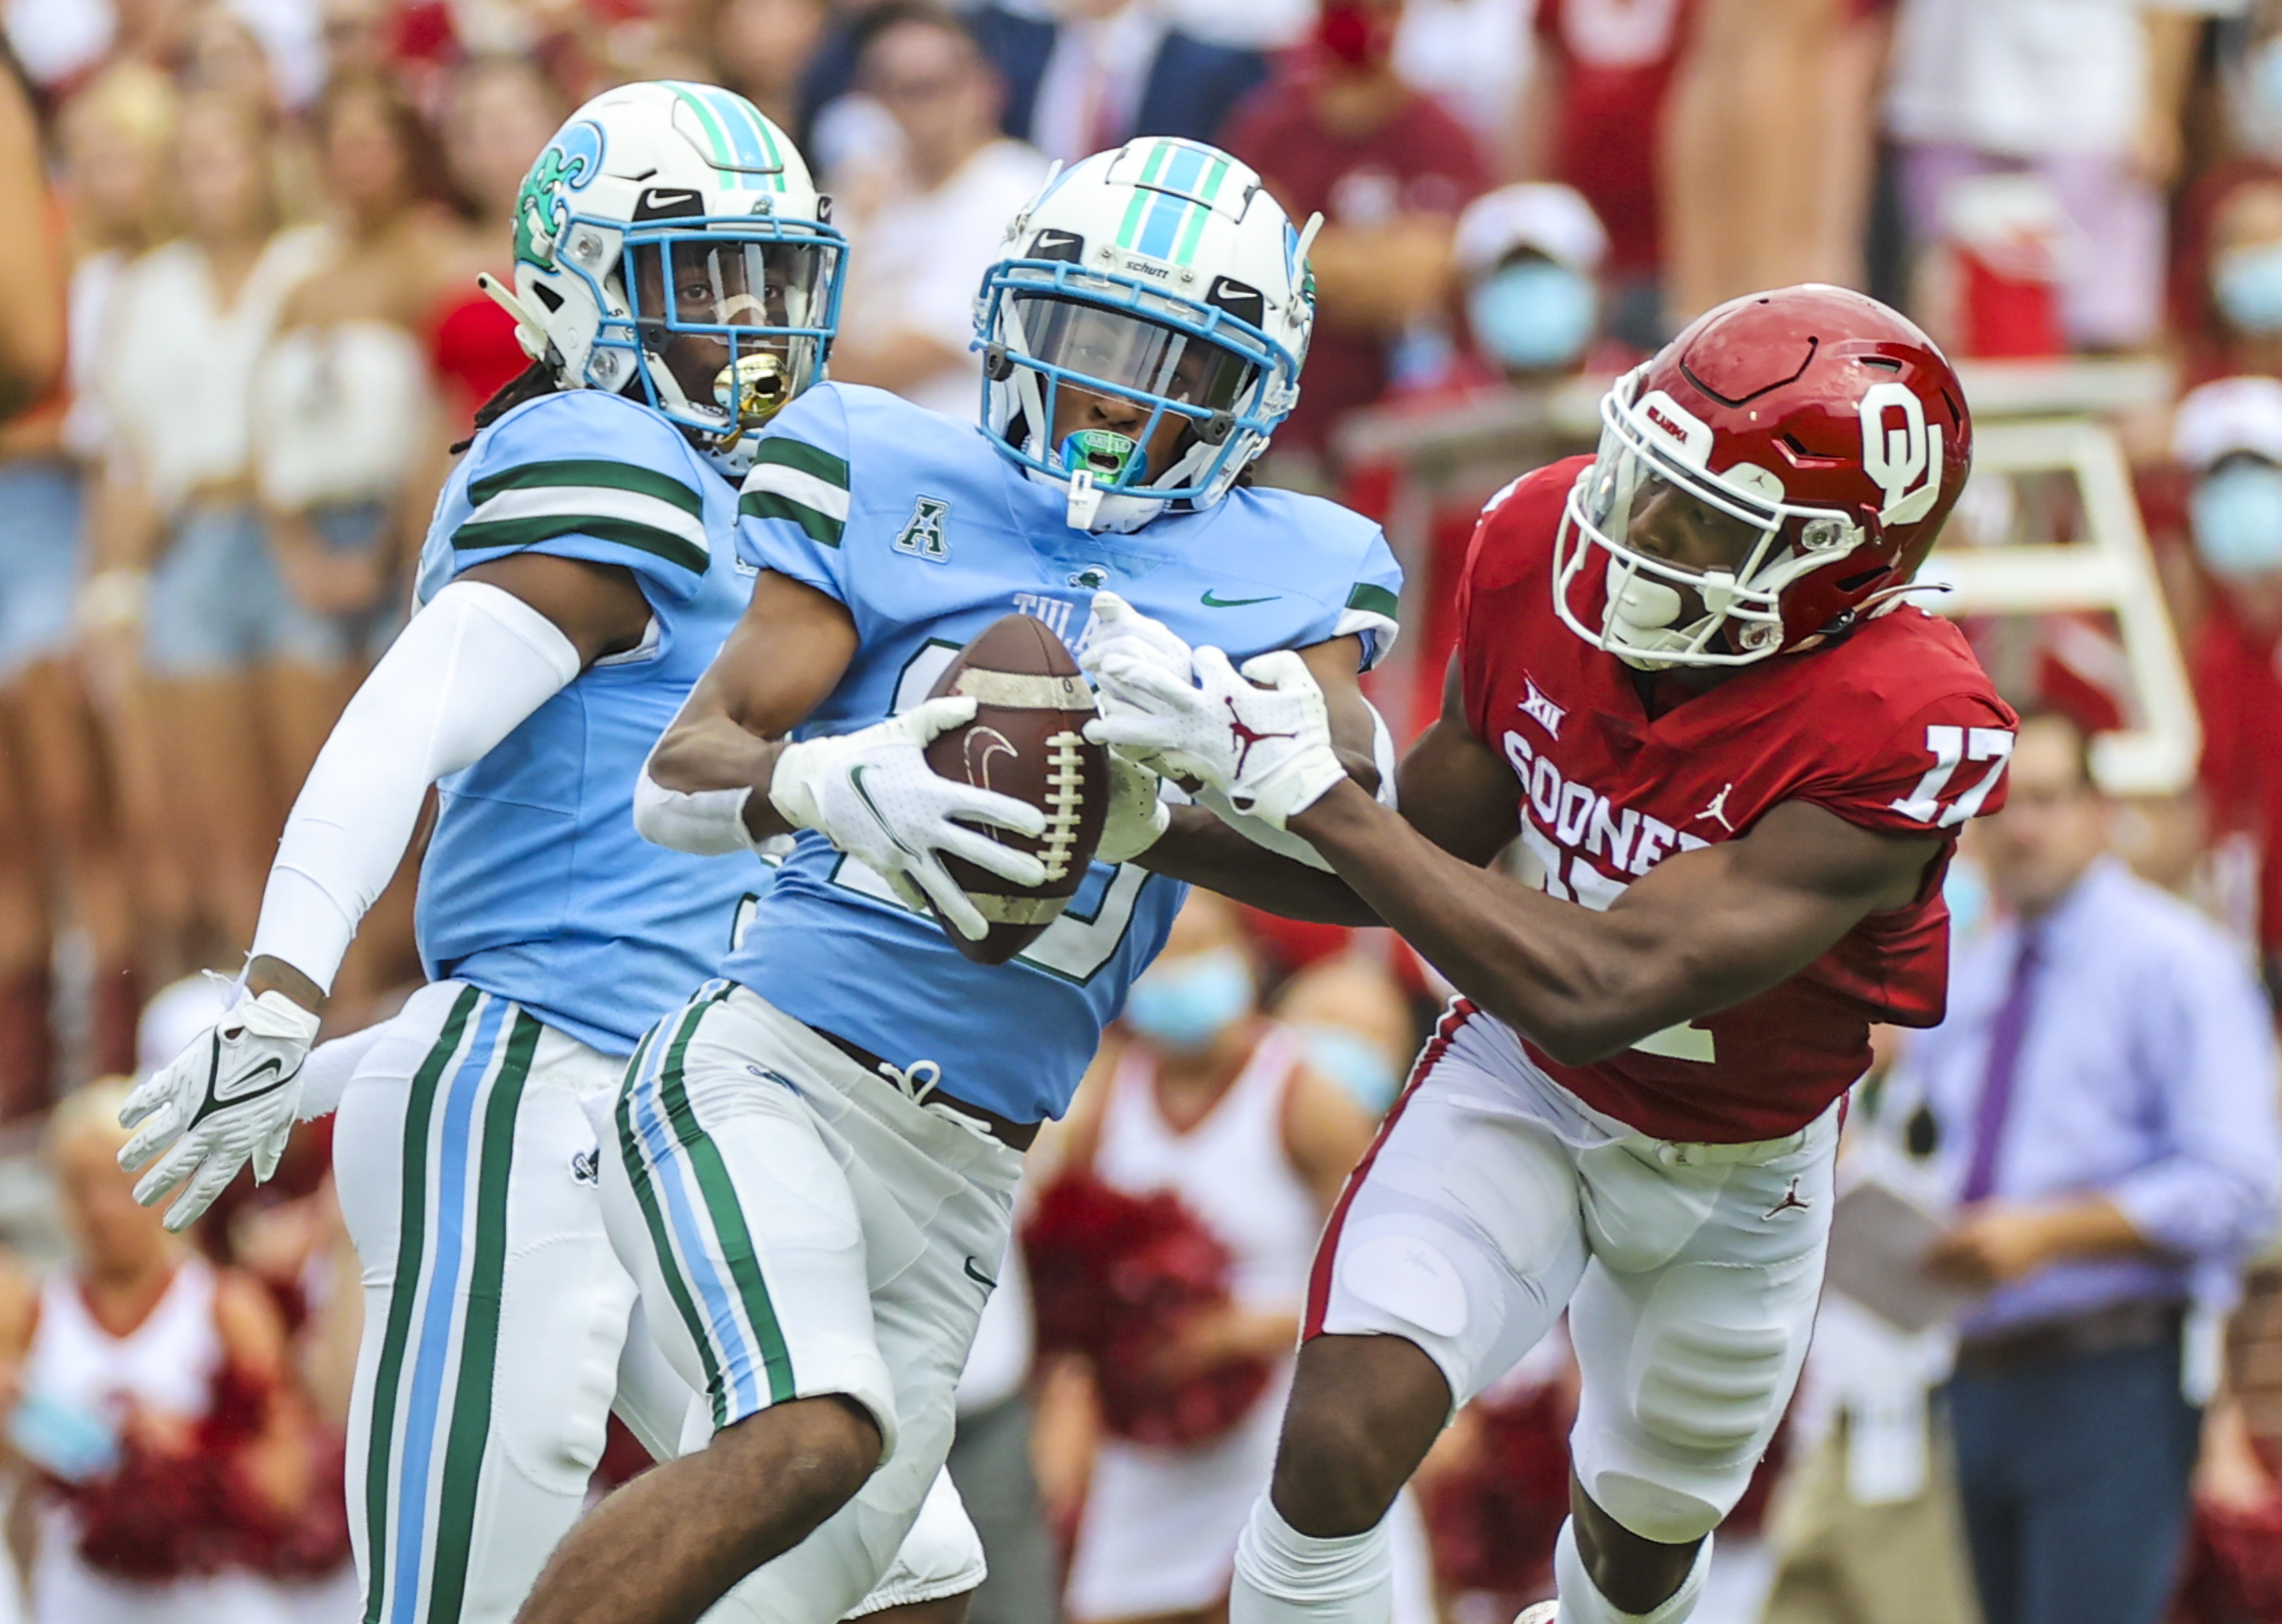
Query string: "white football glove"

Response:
xmin=1080 ymin=592 xmax=1211 ymax=783
xmin=1087 ymin=646 xmax=1348 ymax=830
xmin=118 ymin=988 xmax=323 ymax=1232
xmin=771 ymin=696 xmax=1048 ymax=941
xmin=1097 ymin=749 xmax=1171 ymax=863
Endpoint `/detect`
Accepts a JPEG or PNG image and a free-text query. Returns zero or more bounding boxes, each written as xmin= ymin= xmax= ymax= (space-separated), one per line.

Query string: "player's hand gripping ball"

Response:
xmin=920 ymin=614 xmax=1112 ymax=964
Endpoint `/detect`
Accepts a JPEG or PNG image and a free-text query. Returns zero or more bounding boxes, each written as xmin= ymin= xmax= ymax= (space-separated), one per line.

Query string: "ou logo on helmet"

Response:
xmin=1859 ymin=380 xmax=1943 ymax=526
xmin=514 ymin=120 xmax=606 ymax=272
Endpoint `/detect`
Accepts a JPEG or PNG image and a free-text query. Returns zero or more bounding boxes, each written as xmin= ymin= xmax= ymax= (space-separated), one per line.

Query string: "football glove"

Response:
xmin=1086 ymin=646 xmax=1348 ymax=830
xmin=1096 ymin=749 xmax=1171 ymax=863
xmin=119 ymin=988 xmax=323 ymax=1232
xmin=1081 ymin=592 xmax=1211 ymax=783
xmin=771 ymin=697 xmax=1049 ymax=941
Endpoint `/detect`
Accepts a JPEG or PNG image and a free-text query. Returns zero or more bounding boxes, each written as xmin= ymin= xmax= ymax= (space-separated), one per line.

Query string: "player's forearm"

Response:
xmin=1292 ymin=782 xmax=1678 ymax=1063
xmin=645 ymin=707 xmax=799 ymax=844
xmin=1139 ymin=808 xmax=1381 ymax=925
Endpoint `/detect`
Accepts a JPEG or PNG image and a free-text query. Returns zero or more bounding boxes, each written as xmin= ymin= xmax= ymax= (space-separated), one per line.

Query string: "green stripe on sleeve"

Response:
xmin=426 ymin=1009 xmax=542 ymax=1624
xmin=362 ymin=986 xmax=481 ymax=1624
xmin=655 ymin=998 xmax=797 ymax=1406
xmin=737 ymin=490 xmax=844 ymax=550
xmin=453 ymin=513 xmax=710 ymax=578
xmin=747 ymin=437 xmax=849 ymax=491
xmin=468 ymin=459 xmax=703 ymax=518
xmin=1346 ymin=582 xmax=1400 ymax=623
xmin=616 ymin=1014 xmax=734 ymax=1429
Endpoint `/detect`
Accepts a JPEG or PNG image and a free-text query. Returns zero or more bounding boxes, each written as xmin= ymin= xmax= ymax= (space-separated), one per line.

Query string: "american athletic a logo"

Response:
xmin=1517 ymin=678 xmax=1564 ymax=740
xmin=1695 ymin=783 xmax=1736 ymax=832
xmin=893 ymin=496 xmax=952 ymax=562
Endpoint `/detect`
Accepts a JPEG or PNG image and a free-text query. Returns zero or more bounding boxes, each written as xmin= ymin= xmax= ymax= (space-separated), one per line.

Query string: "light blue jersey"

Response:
xmin=720 ymin=383 xmax=1402 ymax=1122
xmin=414 ymin=389 xmax=763 ymax=1054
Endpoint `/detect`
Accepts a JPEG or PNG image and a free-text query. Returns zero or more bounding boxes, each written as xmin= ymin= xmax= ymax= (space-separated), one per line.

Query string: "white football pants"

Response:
xmin=335 ymin=980 xmax=984 ymax=1624
xmin=606 ymin=982 xmax=1023 ymax=1624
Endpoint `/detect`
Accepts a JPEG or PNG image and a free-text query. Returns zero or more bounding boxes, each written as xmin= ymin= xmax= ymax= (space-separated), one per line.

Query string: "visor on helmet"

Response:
xmin=598 ymin=224 xmax=842 ymax=449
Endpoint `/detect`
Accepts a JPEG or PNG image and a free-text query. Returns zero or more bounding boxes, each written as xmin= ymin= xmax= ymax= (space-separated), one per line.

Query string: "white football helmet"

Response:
xmin=976 ymin=138 xmax=1320 ymax=532
xmin=496 ymin=81 xmax=844 ymax=472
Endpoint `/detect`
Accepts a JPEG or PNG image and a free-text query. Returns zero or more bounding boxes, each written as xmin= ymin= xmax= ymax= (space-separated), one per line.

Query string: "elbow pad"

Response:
xmin=250 ymin=581 xmax=582 ymax=992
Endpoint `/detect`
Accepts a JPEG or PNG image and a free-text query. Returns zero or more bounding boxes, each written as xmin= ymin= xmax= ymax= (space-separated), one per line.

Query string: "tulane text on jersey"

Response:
xmin=415 ymin=389 xmax=766 ymax=1054
xmin=721 ymin=381 xmax=1403 ymax=1122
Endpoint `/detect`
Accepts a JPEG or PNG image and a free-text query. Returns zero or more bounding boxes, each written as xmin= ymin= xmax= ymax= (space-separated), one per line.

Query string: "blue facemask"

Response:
xmin=1125 ymin=946 xmax=1253 ymax=1051
xmin=2193 ymin=461 xmax=2282 ymax=579
xmin=1294 ymin=1023 xmax=1401 ymax=1115
xmin=2215 ymin=243 xmax=2282 ymax=335
xmin=1467 ymin=261 xmax=1596 ymax=372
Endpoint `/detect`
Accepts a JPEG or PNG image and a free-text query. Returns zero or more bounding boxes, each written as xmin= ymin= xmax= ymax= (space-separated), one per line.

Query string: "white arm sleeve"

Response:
xmin=250 ymin=581 xmax=583 ymax=992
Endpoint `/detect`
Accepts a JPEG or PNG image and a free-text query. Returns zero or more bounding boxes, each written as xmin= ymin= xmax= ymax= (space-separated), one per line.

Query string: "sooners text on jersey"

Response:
xmin=1457 ymin=458 xmax=2017 ymax=1142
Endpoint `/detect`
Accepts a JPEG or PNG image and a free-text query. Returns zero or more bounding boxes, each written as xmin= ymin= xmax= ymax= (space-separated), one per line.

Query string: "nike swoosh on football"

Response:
xmin=962 ymin=1256 xmax=999 ymax=1289
xmin=1201 ymin=590 xmax=1278 ymax=608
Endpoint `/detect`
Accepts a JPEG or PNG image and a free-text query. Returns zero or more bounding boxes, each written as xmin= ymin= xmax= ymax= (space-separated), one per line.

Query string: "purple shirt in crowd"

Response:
xmin=1899 ymin=856 xmax=2282 ymax=1337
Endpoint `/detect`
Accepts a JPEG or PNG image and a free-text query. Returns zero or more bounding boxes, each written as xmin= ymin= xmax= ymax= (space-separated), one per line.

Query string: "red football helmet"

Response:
xmin=1553 ymin=284 xmax=1972 ymax=668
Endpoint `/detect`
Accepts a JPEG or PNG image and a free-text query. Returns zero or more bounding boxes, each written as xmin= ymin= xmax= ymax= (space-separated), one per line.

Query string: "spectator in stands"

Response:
xmin=0 ymin=53 xmax=75 ymax=1119
xmin=714 ymin=0 xmax=830 ymax=133
xmin=1388 ymin=0 xmax=1534 ymax=170
xmin=965 ymin=0 xmax=1269 ymax=168
xmin=256 ymin=70 xmax=454 ymax=798
xmin=2174 ymin=376 xmax=2282 ymax=999
xmin=1901 ymin=710 xmax=2282 ymax=1624
xmin=95 ymin=86 xmax=331 ymax=967
xmin=826 ymin=5 xmax=1049 ymax=417
xmin=1883 ymin=0 xmax=2217 ymax=353
xmin=1219 ymin=0 xmax=1484 ymax=476
xmin=1040 ymin=892 xmax=1392 ymax=1624
xmin=1517 ymin=0 xmax=1691 ymax=351
xmin=1453 ymin=181 xmax=1609 ymax=381
xmin=1661 ymin=0 xmax=1886 ymax=325
xmin=0 ymin=1080 xmax=316 ymax=1624
xmin=2191 ymin=170 xmax=2282 ymax=385
xmin=431 ymin=55 xmax=564 ymax=430
xmin=0 ymin=64 xmax=176 ymax=1116
xmin=1268 ymin=948 xmax=1415 ymax=1116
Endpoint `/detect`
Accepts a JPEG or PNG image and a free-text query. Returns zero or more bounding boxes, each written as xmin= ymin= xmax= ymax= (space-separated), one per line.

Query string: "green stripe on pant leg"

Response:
xmin=426 ymin=1009 xmax=542 ymax=1624
xmin=364 ymin=986 xmax=483 ymax=1624
xmin=654 ymin=997 xmax=798 ymax=1406
xmin=617 ymin=1011 xmax=735 ymax=1428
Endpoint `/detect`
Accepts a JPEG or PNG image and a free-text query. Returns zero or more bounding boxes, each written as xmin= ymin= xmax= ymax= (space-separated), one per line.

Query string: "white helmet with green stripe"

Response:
xmin=977 ymin=138 xmax=1321 ymax=532
xmin=496 ymin=80 xmax=845 ymax=473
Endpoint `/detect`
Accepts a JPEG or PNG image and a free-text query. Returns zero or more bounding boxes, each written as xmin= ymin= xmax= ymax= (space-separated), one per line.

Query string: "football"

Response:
xmin=922 ymin=614 xmax=1110 ymax=965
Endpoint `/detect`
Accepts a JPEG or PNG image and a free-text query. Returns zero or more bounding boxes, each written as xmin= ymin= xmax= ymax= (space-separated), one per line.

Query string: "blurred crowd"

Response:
xmin=6 ymin=0 xmax=2282 ymax=1623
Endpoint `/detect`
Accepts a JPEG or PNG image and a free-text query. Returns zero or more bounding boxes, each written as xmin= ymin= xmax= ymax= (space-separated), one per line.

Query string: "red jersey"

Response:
xmin=1454 ymin=459 xmax=2016 ymax=1142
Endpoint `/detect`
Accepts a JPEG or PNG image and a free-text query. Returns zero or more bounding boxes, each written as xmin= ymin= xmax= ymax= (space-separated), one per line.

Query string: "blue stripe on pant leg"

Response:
xmin=627 ymin=1005 xmax=763 ymax=1418
xmin=390 ymin=992 xmax=506 ymax=1624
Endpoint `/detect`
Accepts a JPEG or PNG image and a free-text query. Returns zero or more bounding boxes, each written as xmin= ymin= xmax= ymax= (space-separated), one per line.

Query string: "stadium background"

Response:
xmin=0 ymin=0 xmax=2278 ymax=1620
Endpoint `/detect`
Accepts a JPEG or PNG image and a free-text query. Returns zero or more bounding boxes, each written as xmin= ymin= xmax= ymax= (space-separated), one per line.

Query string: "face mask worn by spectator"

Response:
xmin=2215 ymin=242 xmax=2282 ymax=335
xmin=1294 ymin=1023 xmax=1401 ymax=1113
xmin=1469 ymin=260 xmax=1596 ymax=372
xmin=1126 ymin=946 xmax=1253 ymax=1052
xmin=2193 ymin=460 xmax=2282 ymax=579
xmin=1315 ymin=2 xmax=1397 ymax=70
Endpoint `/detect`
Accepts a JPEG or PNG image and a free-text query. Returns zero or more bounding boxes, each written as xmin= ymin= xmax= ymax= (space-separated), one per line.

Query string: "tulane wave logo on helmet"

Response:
xmin=514 ymin=120 xmax=605 ymax=271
